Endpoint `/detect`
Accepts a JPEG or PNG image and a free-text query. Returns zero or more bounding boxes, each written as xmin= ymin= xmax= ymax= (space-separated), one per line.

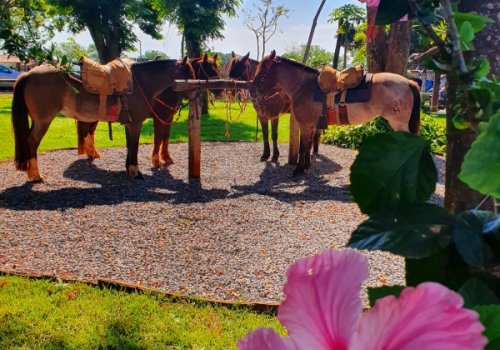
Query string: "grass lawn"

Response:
xmin=0 ymin=94 xmax=291 ymax=161
xmin=0 ymin=275 xmax=282 ymax=349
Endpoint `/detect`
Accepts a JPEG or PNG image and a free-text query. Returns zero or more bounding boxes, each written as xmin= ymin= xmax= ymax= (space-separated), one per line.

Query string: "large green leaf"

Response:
xmin=459 ymin=112 xmax=500 ymax=197
xmin=348 ymin=203 xmax=454 ymax=258
xmin=454 ymin=210 xmax=499 ymax=269
xmin=350 ymin=132 xmax=437 ymax=215
xmin=474 ymin=305 xmax=500 ymax=349
xmin=453 ymin=12 xmax=494 ymax=33
xmin=458 ymin=278 xmax=499 ymax=309
xmin=367 ymin=285 xmax=404 ymax=307
xmin=406 ymin=245 xmax=473 ymax=291
xmin=375 ymin=0 xmax=409 ymax=25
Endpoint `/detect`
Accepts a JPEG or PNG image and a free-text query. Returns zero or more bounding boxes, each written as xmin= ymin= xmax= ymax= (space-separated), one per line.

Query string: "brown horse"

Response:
xmin=150 ymin=53 xmax=221 ymax=167
xmin=12 ymin=58 xmax=194 ymax=182
xmin=250 ymin=50 xmax=420 ymax=175
xmin=228 ymin=52 xmax=290 ymax=162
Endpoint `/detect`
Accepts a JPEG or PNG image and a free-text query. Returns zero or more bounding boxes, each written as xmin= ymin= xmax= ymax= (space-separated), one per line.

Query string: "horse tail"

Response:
xmin=12 ymin=74 xmax=31 ymax=170
xmin=408 ymin=80 xmax=421 ymax=134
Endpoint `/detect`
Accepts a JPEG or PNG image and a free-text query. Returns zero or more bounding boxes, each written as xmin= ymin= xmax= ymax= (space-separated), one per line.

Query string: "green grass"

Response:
xmin=0 ymin=94 xmax=291 ymax=160
xmin=0 ymin=275 xmax=282 ymax=349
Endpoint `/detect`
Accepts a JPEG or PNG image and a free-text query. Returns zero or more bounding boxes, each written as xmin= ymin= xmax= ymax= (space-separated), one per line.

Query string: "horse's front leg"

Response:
xmin=125 ymin=122 xmax=144 ymax=179
xmin=259 ymin=114 xmax=271 ymax=162
xmin=271 ymin=117 xmax=280 ymax=162
xmin=305 ymin=128 xmax=315 ymax=170
xmin=293 ymin=125 xmax=314 ymax=176
xmin=151 ymin=118 xmax=174 ymax=167
xmin=313 ymin=129 xmax=321 ymax=155
xmin=77 ymin=121 xmax=100 ymax=159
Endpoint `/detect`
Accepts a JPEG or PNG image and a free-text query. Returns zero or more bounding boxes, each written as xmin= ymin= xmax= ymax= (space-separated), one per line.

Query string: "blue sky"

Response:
xmin=54 ymin=0 xmax=358 ymax=59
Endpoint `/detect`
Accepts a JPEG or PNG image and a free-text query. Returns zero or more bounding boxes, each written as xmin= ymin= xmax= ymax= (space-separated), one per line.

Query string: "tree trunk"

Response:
xmin=303 ymin=0 xmax=326 ymax=64
xmin=431 ymin=72 xmax=441 ymax=112
xmin=184 ymin=31 xmax=208 ymax=113
xmin=458 ymin=1 xmax=499 ymax=76
xmin=443 ymin=0 xmax=497 ymax=213
xmin=366 ymin=7 xmax=386 ymax=73
xmin=332 ymin=33 xmax=343 ymax=69
xmin=342 ymin=38 xmax=347 ymax=69
xmin=385 ymin=21 xmax=411 ymax=75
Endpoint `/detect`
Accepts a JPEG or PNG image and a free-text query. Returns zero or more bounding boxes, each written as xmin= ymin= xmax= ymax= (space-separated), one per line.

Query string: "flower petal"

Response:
xmin=278 ymin=249 xmax=369 ymax=350
xmin=353 ymin=282 xmax=488 ymax=350
xmin=238 ymin=328 xmax=296 ymax=350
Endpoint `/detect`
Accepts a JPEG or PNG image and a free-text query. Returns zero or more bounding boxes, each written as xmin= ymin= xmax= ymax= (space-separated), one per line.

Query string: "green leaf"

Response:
xmin=406 ymin=245 xmax=471 ymax=290
xmin=459 ymin=112 xmax=500 ymax=197
xmin=474 ymin=58 xmax=491 ymax=79
xmin=350 ymin=132 xmax=437 ymax=215
xmin=454 ymin=12 xmax=494 ymax=33
xmin=367 ymin=285 xmax=404 ymax=307
xmin=431 ymin=59 xmax=452 ymax=72
xmin=452 ymin=115 xmax=471 ymax=129
xmin=375 ymin=0 xmax=410 ymax=25
xmin=454 ymin=210 xmax=498 ymax=269
xmin=459 ymin=21 xmax=475 ymax=43
xmin=470 ymin=87 xmax=493 ymax=111
xmin=474 ymin=305 xmax=500 ymax=348
xmin=348 ymin=203 xmax=454 ymax=258
xmin=458 ymin=278 xmax=499 ymax=308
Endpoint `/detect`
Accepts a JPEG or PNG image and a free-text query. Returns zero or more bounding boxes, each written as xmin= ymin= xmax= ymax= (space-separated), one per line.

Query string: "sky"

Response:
xmin=53 ymin=0 xmax=359 ymax=60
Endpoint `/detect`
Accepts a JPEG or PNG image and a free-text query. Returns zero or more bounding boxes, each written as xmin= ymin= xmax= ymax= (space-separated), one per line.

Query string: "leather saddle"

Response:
xmin=79 ymin=57 xmax=133 ymax=121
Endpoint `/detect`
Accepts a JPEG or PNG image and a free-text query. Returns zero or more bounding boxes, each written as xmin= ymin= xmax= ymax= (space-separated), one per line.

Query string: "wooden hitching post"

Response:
xmin=188 ymin=92 xmax=202 ymax=179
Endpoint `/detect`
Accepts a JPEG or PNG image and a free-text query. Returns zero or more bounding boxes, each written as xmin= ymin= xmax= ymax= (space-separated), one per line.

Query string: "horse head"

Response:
xmin=250 ymin=50 xmax=279 ymax=98
xmin=229 ymin=52 xmax=252 ymax=81
xmin=191 ymin=53 xmax=223 ymax=98
xmin=175 ymin=56 xmax=196 ymax=80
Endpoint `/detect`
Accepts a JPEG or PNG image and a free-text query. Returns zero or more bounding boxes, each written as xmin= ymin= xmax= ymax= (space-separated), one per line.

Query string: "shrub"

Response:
xmin=322 ymin=115 xmax=446 ymax=154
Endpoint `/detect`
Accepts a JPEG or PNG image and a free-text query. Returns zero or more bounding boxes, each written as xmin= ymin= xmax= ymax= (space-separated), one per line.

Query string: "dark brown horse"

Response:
xmin=12 ymin=58 xmax=194 ymax=181
xmin=228 ymin=52 xmax=290 ymax=162
xmin=150 ymin=54 xmax=221 ymax=167
xmin=250 ymin=51 xmax=421 ymax=175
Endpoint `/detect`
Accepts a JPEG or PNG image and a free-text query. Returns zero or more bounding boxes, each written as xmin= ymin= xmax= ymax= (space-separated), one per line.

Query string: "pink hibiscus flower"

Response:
xmin=238 ymin=249 xmax=487 ymax=350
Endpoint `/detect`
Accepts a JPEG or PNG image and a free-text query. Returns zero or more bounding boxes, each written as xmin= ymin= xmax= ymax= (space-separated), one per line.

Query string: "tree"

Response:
xmin=142 ymin=50 xmax=169 ymax=60
xmin=0 ymin=0 xmax=55 ymax=62
xmin=47 ymin=0 xmax=164 ymax=64
xmin=53 ymin=37 xmax=91 ymax=63
xmin=160 ymin=0 xmax=240 ymax=58
xmin=242 ymin=0 xmax=289 ymax=60
xmin=282 ymin=44 xmax=333 ymax=69
xmin=328 ymin=4 xmax=365 ymax=69
xmin=360 ymin=0 xmax=412 ymax=75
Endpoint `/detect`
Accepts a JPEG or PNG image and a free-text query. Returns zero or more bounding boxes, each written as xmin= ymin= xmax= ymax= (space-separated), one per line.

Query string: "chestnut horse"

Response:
xmin=250 ymin=51 xmax=420 ymax=175
xmin=150 ymin=54 xmax=221 ymax=167
xmin=12 ymin=58 xmax=194 ymax=181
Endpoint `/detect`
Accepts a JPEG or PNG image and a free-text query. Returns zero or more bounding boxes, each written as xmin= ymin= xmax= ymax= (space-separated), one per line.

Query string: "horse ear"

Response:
xmin=270 ymin=50 xmax=276 ymax=59
xmin=203 ymin=53 xmax=209 ymax=62
xmin=231 ymin=51 xmax=236 ymax=58
xmin=242 ymin=52 xmax=250 ymax=62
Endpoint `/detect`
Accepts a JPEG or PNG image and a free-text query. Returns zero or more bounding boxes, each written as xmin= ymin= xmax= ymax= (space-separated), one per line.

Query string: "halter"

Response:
xmin=231 ymin=59 xmax=252 ymax=81
xmin=194 ymin=59 xmax=220 ymax=80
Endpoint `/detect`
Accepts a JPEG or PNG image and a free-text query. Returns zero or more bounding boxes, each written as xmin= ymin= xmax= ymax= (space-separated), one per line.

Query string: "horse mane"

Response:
xmin=276 ymin=56 xmax=319 ymax=74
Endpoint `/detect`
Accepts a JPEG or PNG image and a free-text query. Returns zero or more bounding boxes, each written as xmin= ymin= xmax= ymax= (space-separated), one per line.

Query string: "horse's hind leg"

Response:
xmin=151 ymin=119 xmax=173 ymax=167
xmin=77 ymin=121 xmax=100 ymax=159
xmin=313 ymin=129 xmax=321 ymax=155
xmin=271 ymin=118 xmax=280 ymax=162
xmin=259 ymin=115 xmax=271 ymax=162
xmin=27 ymin=120 xmax=52 ymax=182
xmin=125 ymin=122 xmax=143 ymax=179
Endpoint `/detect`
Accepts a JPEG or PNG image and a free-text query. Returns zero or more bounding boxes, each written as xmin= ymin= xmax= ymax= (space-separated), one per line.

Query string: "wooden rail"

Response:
xmin=173 ymin=79 xmax=299 ymax=179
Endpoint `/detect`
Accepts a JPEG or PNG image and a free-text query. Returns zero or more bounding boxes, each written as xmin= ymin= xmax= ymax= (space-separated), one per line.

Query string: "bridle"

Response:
xmin=194 ymin=59 xmax=220 ymax=80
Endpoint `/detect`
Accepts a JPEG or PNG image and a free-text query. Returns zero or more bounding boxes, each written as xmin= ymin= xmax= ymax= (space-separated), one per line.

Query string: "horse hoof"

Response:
xmin=134 ymin=172 xmax=145 ymax=180
xmin=163 ymin=158 xmax=174 ymax=165
xmin=271 ymin=156 xmax=279 ymax=163
xmin=292 ymin=169 xmax=305 ymax=177
xmin=28 ymin=177 xmax=44 ymax=184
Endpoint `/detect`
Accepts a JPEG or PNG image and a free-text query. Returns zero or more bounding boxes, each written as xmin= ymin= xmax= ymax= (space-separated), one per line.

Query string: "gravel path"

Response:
xmin=0 ymin=142 xmax=445 ymax=304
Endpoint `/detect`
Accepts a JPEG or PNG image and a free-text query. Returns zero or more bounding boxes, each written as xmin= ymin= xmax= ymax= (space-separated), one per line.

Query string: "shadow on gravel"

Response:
xmin=229 ymin=154 xmax=353 ymax=203
xmin=0 ymin=159 xmax=230 ymax=211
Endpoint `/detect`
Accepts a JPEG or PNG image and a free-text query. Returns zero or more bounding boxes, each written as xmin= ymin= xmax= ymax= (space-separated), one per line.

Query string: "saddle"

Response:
xmin=316 ymin=65 xmax=372 ymax=127
xmin=80 ymin=56 xmax=133 ymax=121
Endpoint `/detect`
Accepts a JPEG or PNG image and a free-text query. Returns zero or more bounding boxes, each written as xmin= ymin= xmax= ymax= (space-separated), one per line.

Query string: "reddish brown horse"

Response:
xmin=12 ymin=58 xmax=194 ymax=181
xmin=150 ymin=54 xmax=221 ymax=167
xmin=251 ymin=51 xmax=420 ymax=175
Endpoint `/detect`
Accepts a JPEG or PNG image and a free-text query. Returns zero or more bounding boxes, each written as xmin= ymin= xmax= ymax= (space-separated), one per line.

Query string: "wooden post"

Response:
xmin=188 ymin=93 xmax=201 ymax=179
xmin=288 ymin=112 xmax=299 ymax=165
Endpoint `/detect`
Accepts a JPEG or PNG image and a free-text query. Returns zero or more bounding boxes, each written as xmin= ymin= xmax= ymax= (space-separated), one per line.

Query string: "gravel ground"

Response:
xmin=0 ymin=142 xmax=445 ymax=304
